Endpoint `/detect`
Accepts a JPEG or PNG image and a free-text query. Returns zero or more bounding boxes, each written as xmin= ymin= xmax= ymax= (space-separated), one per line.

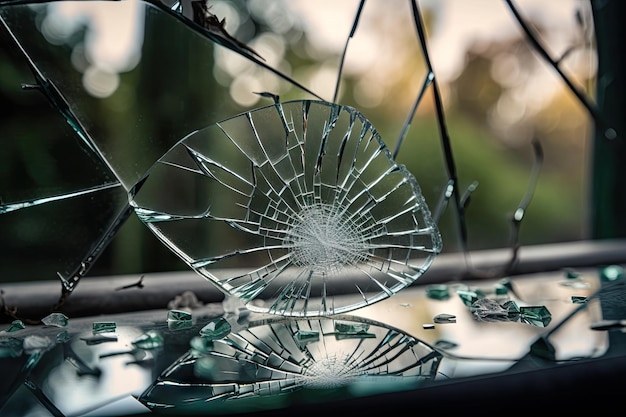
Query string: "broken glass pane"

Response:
xmin=129 ymin=100 xmax=442 ymax=316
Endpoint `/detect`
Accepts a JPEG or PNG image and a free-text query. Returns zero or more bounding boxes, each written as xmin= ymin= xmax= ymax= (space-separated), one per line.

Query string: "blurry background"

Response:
xmin=0 ymin=0 xmax=596 ymax=281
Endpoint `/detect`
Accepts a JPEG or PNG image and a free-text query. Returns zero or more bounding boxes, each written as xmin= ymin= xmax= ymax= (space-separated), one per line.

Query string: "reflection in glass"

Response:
xmin=139 ymin=315 xmax=443 ymax=412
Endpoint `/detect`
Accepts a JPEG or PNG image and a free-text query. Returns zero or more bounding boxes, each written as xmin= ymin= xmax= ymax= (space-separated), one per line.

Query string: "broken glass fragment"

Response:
xmin=130 ymin=100 xmax=442 ymax=317
xmin=132 ymin=330 xmax=164 ymax=350
xmin=599 ymin=265 xmax=624 ymax=282
xmin=433 ymin=313 xmax=456 ymax=324
xmin=422 ymin=323 xmax=435 ymax=329
xmin=3 ymin=320 xmax=25 ymax=333
xmin=199 ymin=317 xmax=231 ymax=340
xmin=457 ymin=289 xmax=481 ymax=307
xmin=167 ymin=310 xmax=192 ymax=322
xmin=426 ymin=284 xmax=450 ymax=300
xmin=494 ymin=283 xmax=508 ymax=296
xmin=564 ymin=268 xmax=581 ymax=279
xmin=502 ymin=300 xmax=520 ymax=315
xmin=571 ymin=296 xmax=588 ymax=304
xmin=519 ymin=306 xmax=552 ymax=327
xmin=168 ymin=320 xmax=193 ymax=331
xmin=92 ymin=321 xmax=117 ymax=334
xmin=469 ymin=298 xmax=510 ymax=321
xmin=335 ymin=320 xmax=370 ymax=334
xmin=56 ymin=331 xmax=70 ymax=343
xmin=41 ymin=313 xmax=69 ymax=328
xmin=294 ymin=330 xmax=320 ymax=347
xmin=139 ymin=316 xmax=442 ymax=410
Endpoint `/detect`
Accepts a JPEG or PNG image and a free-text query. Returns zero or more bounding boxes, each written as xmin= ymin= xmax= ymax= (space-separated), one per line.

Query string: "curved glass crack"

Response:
xmin=130 ymin=100 xmax=442 ymax=317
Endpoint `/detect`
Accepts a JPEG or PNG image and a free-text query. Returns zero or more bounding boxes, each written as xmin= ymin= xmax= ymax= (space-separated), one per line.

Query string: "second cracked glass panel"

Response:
xmin=130 ymin=100 xmax=442 ymax=316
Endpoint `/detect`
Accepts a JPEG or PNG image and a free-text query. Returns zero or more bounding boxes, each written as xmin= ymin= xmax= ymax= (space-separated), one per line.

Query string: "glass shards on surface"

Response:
xmin=92 ymin=321 xmax=116 ymax=334
xmin=132 ymin=330 xmax=164 ymax=350
xmin=130 ymin=100 xmax=442 ymax=317
xmin=41 ymin=313 xmax=69 ymax=328
xmin=199 ymin=317 xmax=231 ymax=340
xmin=3 ymin=320 xmax=25 ymax=333
xmin=138 ymin=315 xmax=443 ymax=412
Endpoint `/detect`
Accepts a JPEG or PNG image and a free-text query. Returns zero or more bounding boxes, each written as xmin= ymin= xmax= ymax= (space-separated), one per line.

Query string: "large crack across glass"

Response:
xmin=130 ymin=100 xmax=442 ymax=316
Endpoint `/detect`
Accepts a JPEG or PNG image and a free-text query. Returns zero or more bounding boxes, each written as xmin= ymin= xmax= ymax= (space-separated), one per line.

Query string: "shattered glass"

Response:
xmin=130 ymin=99 xmax=441 ymax=316
xmin=0 ymin=0 xmax=624 ymax=415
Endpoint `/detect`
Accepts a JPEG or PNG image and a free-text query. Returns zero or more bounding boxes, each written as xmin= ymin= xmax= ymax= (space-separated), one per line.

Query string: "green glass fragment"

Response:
xmin=56 ymin=331 xmax=71 ymax=343
xmin=457 ymin=289 xmax=480 ymax=307
xmin=571 ymin=296 xmax=588 ymax=304
xmin=520 ymin=305 xmax=552 ymax=327
xmin=4 ymin=320 xmax=25 ymax=333
xmin=426 ymin=284 xmax=450 ymax=300
xmin=42 ymin=313 xmax=69 ymax=328
xmin=92 ymin=321 xmax=116 ymax=334
xmin=168 ymin=320 xmax=192 ymax=331
xmin=199 ymin=317 xmax=231 ymax=340
xmin=599 ymin=265 xmax=624 ymax=282
xmin=132 ymin=330 xmax=164 ymax=350
xmin=335 ymin=321 xmax=369 ymax=334
xmin=295 ymin=330 xmax=319 ymax=346
xmin=494 ymin=283 xmax=508 ymax=295
xmin=335 ymin=332 xmax=376 ymax=340
xmin=564 ymin=268 xmax=580 ymax=279
xmin=167 ymin=309 xmax=192 ymax=321
xmin=502 ymin=300 xmax=520 ymax=315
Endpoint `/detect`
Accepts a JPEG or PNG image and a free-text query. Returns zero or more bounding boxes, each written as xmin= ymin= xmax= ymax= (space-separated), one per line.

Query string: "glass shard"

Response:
xmin=457 ymin=289 xmax=481 ymax=307
xmin=167 ymin=310 xmax=192 ymax=322
xmin=92 ymin=321 xmax=117 ymax=334
xmin=41 ymin=313 xmax=69 ymax=328
xmin=571 ymin=296 xmax=588 ymax=304
xmin=426 ymin=284 xmax=450 ymax=300
xmin=519 ymin=306 xmax=552 ymax=327
xmin=198 ymin=317 xmax=231 ymax=340
xmin=132 ymin=330 xmax=164 ymax=350
xmin=130 ymin=100 xmax=442 ymax=317
xmin=469 ymin=298 xmax=510 ymax=321
xmin=3 ymin=320 xmax=25 ymax=333
xmin=433 ymin=313 xmax=456 ymax=324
